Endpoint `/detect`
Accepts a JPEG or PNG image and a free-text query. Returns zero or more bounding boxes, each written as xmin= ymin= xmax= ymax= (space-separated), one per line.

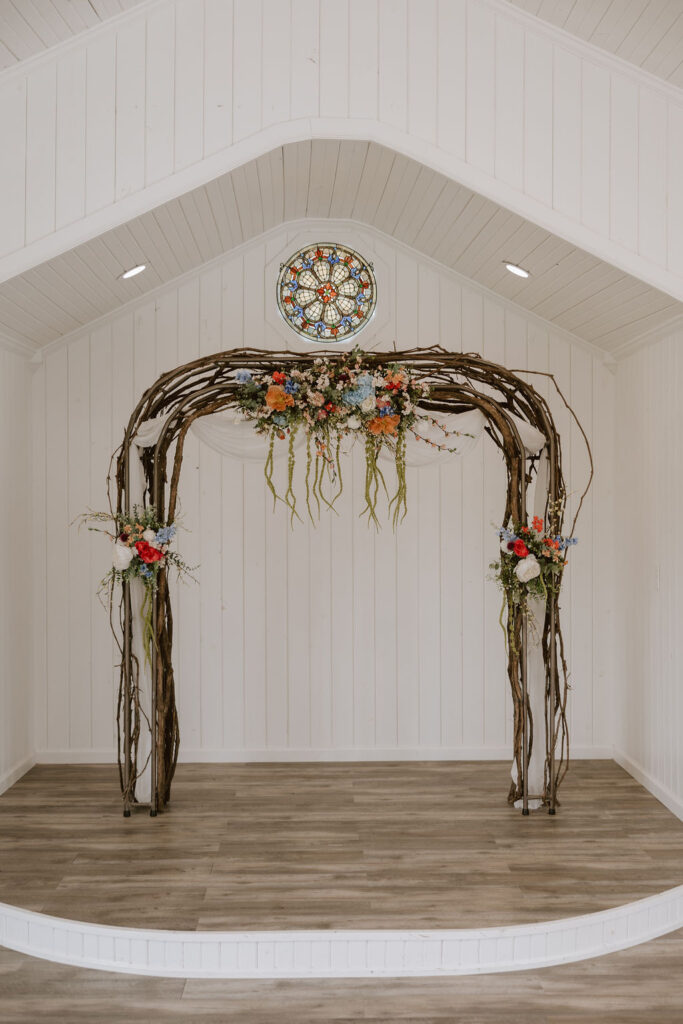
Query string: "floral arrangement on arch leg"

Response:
xmin=490 ymin=514 xmax=578 ymax=622
xmin=81 ymin=505 xmax=194 ymax=662
xmin=234 ymin=349 xmax=463 ymax=527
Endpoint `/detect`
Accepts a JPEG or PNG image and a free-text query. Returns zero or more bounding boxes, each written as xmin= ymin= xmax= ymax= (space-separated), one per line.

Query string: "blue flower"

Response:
xmin=499 ymin=527 xmax=517 ymax=542
xmin=379 ymin=404 xmax=393 ymax=417
xmin=343 ymin=373 xmax=375 ymax=407
xmin=272 ymin=413 xmax=287 ymax=426
xmin=139 ymin=564 xmax=152 ymax=579
xmin=284 ymin=379 xmax=299 ymax=394
xmin=155 ymin=525 xmax=176 ymax=545
xmin=235 ymin=369 xmax=252 ymax=383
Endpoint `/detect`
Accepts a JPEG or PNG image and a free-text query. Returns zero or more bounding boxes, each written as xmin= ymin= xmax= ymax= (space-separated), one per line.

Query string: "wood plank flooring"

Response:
xmin=0 ymin=930 xmax=683 ymax=1022
xmin=0 ymin=760 xmax=681 ymax=931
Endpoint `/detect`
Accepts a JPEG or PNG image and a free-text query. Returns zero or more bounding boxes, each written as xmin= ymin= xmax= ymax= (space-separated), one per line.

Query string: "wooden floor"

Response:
xmin=1 ymin=930 xmax=683 ymax=1022
xmin=1 ymin=759 xmax=682 ymax=931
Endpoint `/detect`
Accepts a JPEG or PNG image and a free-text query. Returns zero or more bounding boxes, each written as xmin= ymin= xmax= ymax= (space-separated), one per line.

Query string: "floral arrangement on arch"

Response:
xmin=234 ymin=349 xmax=463 ymax=526
xmin=80 ymin=505 xmax=194 ymax=660
xmin=491 ymin=514 xmax=578 ymax=611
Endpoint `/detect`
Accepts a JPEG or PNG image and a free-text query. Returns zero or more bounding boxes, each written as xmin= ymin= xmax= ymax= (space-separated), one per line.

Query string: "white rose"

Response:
xmin=142 ymin=529 xmax=156 ymax=543
xmin=346 ymin=414 xmax=361 ymax=429
xmin=515 ymin=555 xmax=541 ymax=583
xmin=112 ymin=542 xmax=134 ymax=571
xmin=500 ymin=538 xmax=513 ymax=554
xmin=360 ymin=396 xmax=376 ymax=413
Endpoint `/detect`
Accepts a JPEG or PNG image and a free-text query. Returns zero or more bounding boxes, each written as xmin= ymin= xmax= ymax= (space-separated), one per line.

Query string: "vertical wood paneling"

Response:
xmin=523 ymin=32 xmax=553 ymax=206
xmin=174 ymin=0 xmax=204 ymax=170
xmin=407 ymin=0 xmax=437 ymax=145
xmin=88 ymin=324 xmax=115 ymax=752
xmin=348 ymin=0 xmax=378 ymax=121
xmin=175 ymin=278 xmax=201 ymax=748
xmin=85 ymin=33 xmax=116 ymax=215
xmin=378 ymin=0 xmax=407 ymax=133
xmin=145 ymin=3 xmax=176 ymax=185
xmin=289 ymin=0 xmax=318 ymax=121
xmin=233 ymin=0 xmax=263 ymax=143
xmin=0 ymin=79 xmax=26 ymax=257
xmin=31 ymin=361 xmax=48 ymax=754
xmin=667 ymin=104 xmax=683 ymax=276
xmin=319 ymin=0 xmax=348 ymax=119
xmin=494 ymin=17 xmax=524 ymax=190
xmin=638 ymin=90 xmax=667 ymax=266
xmin=26 ymin=63 xmax=57 ymax=243
xmin=44 ymin=349 xmax=70 ymax=749
xmin=204 ymin=0 xmax=233 ymax=153
xmin=552 ymin=47 xmax=582 ymax=221
xmin=610 ymin=76 xmax=639 ymax=253
xmin=56 ymin=50 xmax=86 ymax=228
xmin=466 ymin=0 xmax=495 ymax=175
xmin=261 ymin=0 xmax=289 ymax=130
xmin=115 ymin=21 xmax=146 ymax=200
xmin=35 ymin=226 xmax=610 ymax=760
xmin=580 ymin=61 xmax=610 ymax=237
xmin=0 ymin=352 xmax=32 ymax=783
xmin=437 ymin=0 xmax=466 ymax=159
xmin=67 ymin=336 xmax=91 ymax=749
xmin=616 ymin=331 xmax=683 ymax=809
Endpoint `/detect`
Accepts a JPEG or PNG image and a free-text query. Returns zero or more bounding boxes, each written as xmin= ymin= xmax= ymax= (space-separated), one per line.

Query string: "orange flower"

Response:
xmin=368 ymin=414 xmax=400 ymax=436
xmin=265 ymin=385 xmax=294 ymax=411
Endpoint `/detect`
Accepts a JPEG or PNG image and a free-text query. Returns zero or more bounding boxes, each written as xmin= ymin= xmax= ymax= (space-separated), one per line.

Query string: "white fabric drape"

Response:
xmin=132 ymin=406 xmax=546 ymax=462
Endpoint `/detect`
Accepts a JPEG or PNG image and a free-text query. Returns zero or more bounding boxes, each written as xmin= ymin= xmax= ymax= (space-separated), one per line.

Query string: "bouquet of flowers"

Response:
xmin=234 ymin=348 xmax=458 ymax=526
xmin=81 ymin=505 xmax=194 ymax=662
xmin=491 ymin=515 xmax=578 ymax=610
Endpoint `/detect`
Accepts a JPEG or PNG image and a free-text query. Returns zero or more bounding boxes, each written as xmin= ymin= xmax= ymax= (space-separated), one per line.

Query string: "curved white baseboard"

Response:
xmin=1 ymin=886 xmax=682 ymax=978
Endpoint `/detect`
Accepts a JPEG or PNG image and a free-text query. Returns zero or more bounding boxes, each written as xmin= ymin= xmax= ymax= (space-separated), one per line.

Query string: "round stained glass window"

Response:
xmin=277 ymin=243 xmax=376 ymax=343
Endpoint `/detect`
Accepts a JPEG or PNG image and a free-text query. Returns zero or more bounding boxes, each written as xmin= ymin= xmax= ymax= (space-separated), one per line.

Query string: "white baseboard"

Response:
xmin=1 ymin=885 xmax=682 ymax=979
xmin=613 ymin=748 xmax=683 ymax=822
xmin=0 ymin=755 xmax=35 ymax=796
xmin=34 ymin=745 xmax=614 ymax=765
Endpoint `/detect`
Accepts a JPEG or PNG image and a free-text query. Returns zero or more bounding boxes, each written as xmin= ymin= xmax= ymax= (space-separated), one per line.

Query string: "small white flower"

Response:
xmin=142 ymin=529 xmax=156 ymax=543
xmin=346 ymin=414 xmax=361 ymax=429
xmin=500 ymin=538 xmax=513 ymax=554
xmin=515 ymin=555 xmax=541 ymax=583
xmin=112 ymin=542 xmax=134 ymax=571
xmin=360 ymin=395 xmax=376 ymax=413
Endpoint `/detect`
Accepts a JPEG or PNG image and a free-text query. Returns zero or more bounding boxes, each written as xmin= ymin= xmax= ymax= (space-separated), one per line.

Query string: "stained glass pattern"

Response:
xmin=277 ymin=244 xmax=377 ymax=343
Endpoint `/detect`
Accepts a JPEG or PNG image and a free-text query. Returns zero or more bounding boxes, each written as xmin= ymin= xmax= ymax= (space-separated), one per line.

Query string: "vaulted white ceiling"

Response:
xmin=0 ymin=139 xmax=680 ymax=353
xmin=507 ymin=0 xmax=683 ymax=88
xmin=0 ymin=0 xmax=147 ymax=69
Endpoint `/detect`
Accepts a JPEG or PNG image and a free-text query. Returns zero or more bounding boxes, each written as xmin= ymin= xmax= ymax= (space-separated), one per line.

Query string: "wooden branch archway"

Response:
xmin=113 ymin=346 xmax=588 ymax=818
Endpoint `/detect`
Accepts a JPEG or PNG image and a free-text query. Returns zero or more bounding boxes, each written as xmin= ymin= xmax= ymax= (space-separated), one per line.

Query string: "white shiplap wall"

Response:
xmin=0 ymin=0 xmax=681 ymax=307
xmin=615 ymin=332 xmax=683 ymax=818
xmin=31 ymin=224 xmax=614 ymax=762
xmin=0 ymin=348 xmax=33 ymax=792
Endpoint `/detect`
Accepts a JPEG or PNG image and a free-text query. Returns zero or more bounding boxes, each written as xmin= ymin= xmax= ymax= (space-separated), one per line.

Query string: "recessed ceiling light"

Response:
xmin=504 ymin=261 xmax=530 ymax=279
xmin=120 ymin=263 xmax=146 ymax=280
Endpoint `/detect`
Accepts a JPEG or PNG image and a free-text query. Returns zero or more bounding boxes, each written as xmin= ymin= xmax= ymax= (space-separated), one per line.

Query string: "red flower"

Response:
xmin=532 ymin=516 xmax=543 ymax=532
xmin=135 ymin=541 xmax=164 ymax=564
xmin=272 ymin=371 xmax=286 ymax=384
xmin=513 ymin=539 xmax=529 ymax=558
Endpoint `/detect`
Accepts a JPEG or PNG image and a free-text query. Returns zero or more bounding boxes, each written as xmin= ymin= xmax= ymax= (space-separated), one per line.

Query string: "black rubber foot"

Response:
xmin=150 ymin=809 xmax=157 ymax=817
xmin=123 ymin=808 xmax=131 ymax=818
xmin=522 ymin=808 xmax=530 ymax=816
xmin=548 ymin=807 xmax=556 ymax=815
